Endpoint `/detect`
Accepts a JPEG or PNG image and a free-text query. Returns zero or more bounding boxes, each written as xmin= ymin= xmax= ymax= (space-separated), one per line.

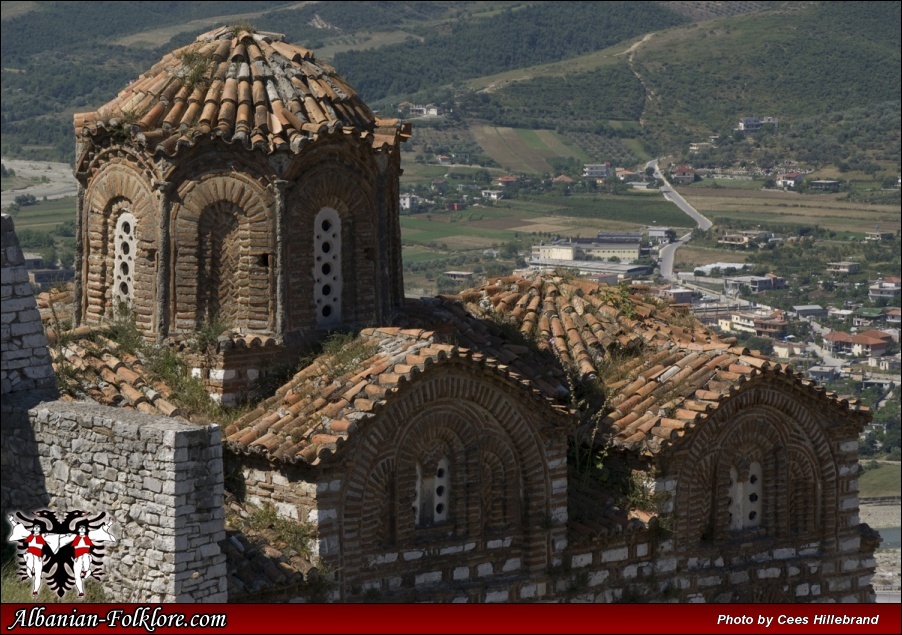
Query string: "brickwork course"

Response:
xmin=2 ymin=25 xmax=881 ymax=603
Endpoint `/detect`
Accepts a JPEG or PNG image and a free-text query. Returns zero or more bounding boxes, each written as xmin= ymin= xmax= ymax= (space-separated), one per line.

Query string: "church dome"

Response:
xmin=74 ymin=26 xmax=408 ymax=155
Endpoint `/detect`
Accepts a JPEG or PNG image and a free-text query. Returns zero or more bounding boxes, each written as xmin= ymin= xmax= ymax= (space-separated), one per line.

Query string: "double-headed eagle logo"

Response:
xmin=7 ymin=510 xmax=116 ymax=599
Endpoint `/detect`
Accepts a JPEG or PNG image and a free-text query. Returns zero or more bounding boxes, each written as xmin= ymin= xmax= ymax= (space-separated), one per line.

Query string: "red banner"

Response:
xmin=1 ymin=603 xmax=899 ymax=635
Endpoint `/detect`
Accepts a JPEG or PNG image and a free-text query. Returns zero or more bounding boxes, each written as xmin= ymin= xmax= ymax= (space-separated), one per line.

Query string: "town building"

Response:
xmin=827 ymin=262 xmax=860 ymax=274
xmin=531 ymin=235 xmax=641 ymax=263
xmin=400 ymin=193 xmax=421 ymax=212
xmin=864 ymin=231 xmax=894 ymax=242
xmin=723 ymin=274 xmax=786 ymax=295
xmin=793 ymin=305 xmax=828 ymax=319
xmin=808 ymin=180 xmax=841 ymax=192
xmin=823 ymin=330 xmax=892 ymax=358
xmin=717 ymin=310 xmax=787 ymax=338
xmin=775 ymin=172 xmax=803 ymax=189
xmin=669 ymin=166 xmax=696 ymax=185
xmin=868 ymin=277 xmax=902 ymax=300
xmin=656 ymin=285 xmax=693 ymax=305
xmin=582 ymin=163 xmax=612 ymax=179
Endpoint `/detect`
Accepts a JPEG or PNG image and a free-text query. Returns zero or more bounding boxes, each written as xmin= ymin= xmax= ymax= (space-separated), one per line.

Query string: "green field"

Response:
xmin=7 ymin=196 xmax=76 ymax=231
xmin=859 ymin=464 xmax=902 ymax=499
xmin=1 ymin=175 xmax=42 ymax=191
xmin=400 ymin=191 xmax=692 ymax=250
xmin=471 ymin=126 xmax=589 ymax=174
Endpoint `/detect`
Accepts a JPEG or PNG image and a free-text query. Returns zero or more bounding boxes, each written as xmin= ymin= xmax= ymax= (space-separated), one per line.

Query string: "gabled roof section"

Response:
xmin=74 ymin=26 xmax=410 ymax=156
xmin=223 ymin=327 xmax=570 ymax=465
xmin=426 ymin=274 xmax=871 ymax=458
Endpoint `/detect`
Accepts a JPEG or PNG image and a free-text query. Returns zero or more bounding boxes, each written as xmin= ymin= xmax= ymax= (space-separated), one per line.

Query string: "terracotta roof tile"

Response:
xmin=75 ymin=28 xmax=407 ymax=156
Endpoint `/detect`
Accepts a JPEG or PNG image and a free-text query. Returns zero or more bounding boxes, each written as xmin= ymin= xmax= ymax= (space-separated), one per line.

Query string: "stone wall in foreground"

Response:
xmin=6 ymin=401 xmax=227 ymax=603
xmin=1 ymin=213 xmax=56 ymax=396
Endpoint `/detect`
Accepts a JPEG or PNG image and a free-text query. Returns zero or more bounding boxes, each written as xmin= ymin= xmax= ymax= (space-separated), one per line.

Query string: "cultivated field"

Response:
xmin=7 ymin=196 xmax=76 ymax=232
xmin=400 ymin=191 xmax=692 ymax=251
xmin=674 ymin=245 xmax=747 ymax=270
xmin=677 ymin=187 xmax=901 ymax=234
xmin=470 ymin=126 xmax=587 ymax=174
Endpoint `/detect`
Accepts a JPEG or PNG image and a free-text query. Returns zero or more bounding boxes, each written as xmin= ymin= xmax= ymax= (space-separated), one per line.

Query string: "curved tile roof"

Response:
xmin=50 ymin=333 xmax=182 ymax=418
xmin=74 ymin=26 xmax=410 ymax=156
xmin=430 ymin=275 xmax=870 ymax=457
xmin=223 ymin=326 xmax=571 ymax=466
xmin=43 ymin=275 xmax=870 ymax=465
xmin=224 ymin=274 xmax=870 ymax=464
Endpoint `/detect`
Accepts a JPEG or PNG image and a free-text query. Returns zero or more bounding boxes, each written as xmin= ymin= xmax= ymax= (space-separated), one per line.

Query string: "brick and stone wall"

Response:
xmin=234 ymin=372 xmax=877 ymax=604
xmin=1 ymin=214 xmax=56 ymax=396
xmin=13 ymin=401 xmax=227 ymax=602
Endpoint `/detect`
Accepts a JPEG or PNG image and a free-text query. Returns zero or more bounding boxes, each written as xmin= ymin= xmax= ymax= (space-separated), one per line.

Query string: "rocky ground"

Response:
xmin=860 ymin=504 xmax=901 ymax=590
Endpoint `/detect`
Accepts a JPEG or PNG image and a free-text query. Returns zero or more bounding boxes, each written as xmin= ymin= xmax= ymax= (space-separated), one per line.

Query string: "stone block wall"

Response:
xmin=10 ymin=401 xmax=227 ymax=603
xmin=1 ymin=214 xmax=56 ymax=396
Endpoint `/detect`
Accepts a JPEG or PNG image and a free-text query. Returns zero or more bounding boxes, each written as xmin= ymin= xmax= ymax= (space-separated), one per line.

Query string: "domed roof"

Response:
xmin=74 ymin=26 xmax=409 ymax=156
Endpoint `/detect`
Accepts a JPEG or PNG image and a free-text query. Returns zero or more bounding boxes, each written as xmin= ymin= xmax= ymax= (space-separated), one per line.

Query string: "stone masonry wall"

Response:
xmin=1 ymin=214 xmax=56 ymax=396
xmin=7 ymin=401 xmax=228 ymax=603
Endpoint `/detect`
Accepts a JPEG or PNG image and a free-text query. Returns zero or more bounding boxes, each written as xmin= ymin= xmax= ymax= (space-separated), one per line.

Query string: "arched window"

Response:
xmin=413 ymin=457 xmax=450 ymax=527
xmin=728 ymin=461 xmax=762 ymax=531
xmin=113 ymin=212 xmax=137 ymax=309
xmin=313 ymin=207 xmax=342 ymax=326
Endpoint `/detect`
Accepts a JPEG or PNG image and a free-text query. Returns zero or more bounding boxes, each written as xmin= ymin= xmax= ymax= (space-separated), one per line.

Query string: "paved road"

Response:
xmin=1 ymin=157 xmax=78 ymax=209
xmin=659 ymin=231 xmax=691 ymax=280
xmin=646 ymin=158 xmax=713 ymax=230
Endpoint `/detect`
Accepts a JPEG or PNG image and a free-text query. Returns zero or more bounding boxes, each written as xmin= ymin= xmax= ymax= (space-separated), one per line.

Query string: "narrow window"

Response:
xmin=113 ymin=212 xmax=137 ymax=309
xmin=414 ymin=457 xmax=450 ymax=527
xmin=728 ymin=461 xmax=762 ymax=531
xmin=313 ymin=208 xmax=342 ymax=326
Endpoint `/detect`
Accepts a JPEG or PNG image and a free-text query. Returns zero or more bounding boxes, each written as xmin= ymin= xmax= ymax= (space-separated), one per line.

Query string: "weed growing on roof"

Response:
xmin=600 ymin=283 xmax=637 ymax=319
xmin=46 ymin=290 xmax=79 ymax=394
xmin=190 ymin=313 xmax=233 ymax=355
xmin=227 ymin=22 xmax=257 ymax=37
xmin=105 ymin=301 xmax=144 ymax=355
xmin=107 ymin=110 xmax=140 ymax=143
xmin=177 ymin=44 xmax=213 ymax=91
xmin=320 ymin=331 xmax=377 ymax=377
xmin=246 ymin=502 xmax=315 ymax=559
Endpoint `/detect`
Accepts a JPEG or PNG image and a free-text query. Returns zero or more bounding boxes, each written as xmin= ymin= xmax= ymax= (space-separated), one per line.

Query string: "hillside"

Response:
xmin=0 ymin=1 xmax=899 ymax=175
xmin=633 ymin=1 xmax=902 ymax=148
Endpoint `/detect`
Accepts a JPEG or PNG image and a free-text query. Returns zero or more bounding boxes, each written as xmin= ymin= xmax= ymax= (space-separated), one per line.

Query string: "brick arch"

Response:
xmin=171 ymin=173 xmax=274 ymax=334
xmin=395 ymin=403 xmax=477 ymax=539
xmin=284 ymin=156 xmax=379 ymax=332
xmin=672 ymin=380 xmax=837 ymax=549
xmin=337 ymin=364 xmax=555 ymax=584
xmin=709 ymin=413 xmax=787 ymax=541
xmin=359 ymin=459 xmax=397 ymax=550
xmin=479 ymin=431 xmax=524 ymax=533
xmin=81 ymin=161 xmax=156 ymax=330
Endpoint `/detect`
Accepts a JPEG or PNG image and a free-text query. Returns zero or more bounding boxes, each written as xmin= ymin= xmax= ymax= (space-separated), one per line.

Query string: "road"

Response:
xmin=658 ymin=231 xmax=691 ymax=279
xmin=646 ymin=158 xmax=712 ymax=231
xmin=1 ymin=157 xmax=78 ymax=209
xmin=645 ymin=158 xmax=712 ymax=281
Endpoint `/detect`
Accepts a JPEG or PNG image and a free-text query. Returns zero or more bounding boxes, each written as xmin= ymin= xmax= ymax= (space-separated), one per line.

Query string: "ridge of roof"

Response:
xmin=223 ymin=326 xmax=570 ymax=465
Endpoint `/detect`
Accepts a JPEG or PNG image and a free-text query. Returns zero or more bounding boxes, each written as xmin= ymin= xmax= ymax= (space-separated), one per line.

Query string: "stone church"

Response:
xmin=6 ymin=27 xmax=878 ymax=602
